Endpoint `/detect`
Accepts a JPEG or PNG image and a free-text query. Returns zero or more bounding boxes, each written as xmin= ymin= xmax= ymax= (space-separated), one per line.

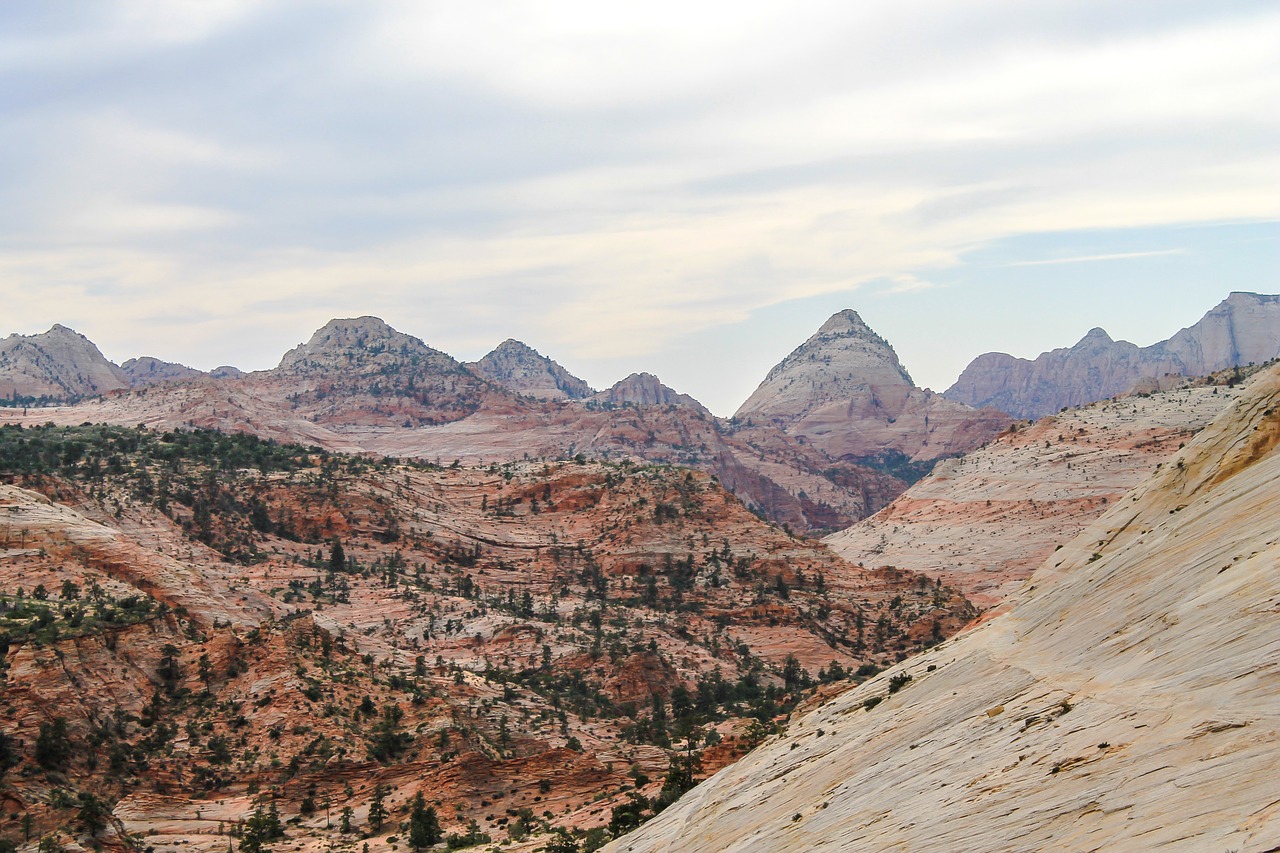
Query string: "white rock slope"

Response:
xmin=610 ymin=363 xmax=1280 ymax=853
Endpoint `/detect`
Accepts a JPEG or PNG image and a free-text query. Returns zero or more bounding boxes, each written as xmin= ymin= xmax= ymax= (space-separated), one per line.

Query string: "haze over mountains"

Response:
xmin=946 ymin=292 xmax=1280 ymax=419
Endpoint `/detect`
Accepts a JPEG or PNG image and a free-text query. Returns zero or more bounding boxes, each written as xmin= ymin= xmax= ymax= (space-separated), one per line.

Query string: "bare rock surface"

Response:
xmin=825 ymin=380 xmax=1243 ymax=608
xmin=0 ymin=324 xmax=128 ymax=400
xmin=608 ymin=363 xmax=1280 ymax=853
xmin=736 ymin=310 xmax=1010 ymax=461
xmin=592 ymin=373 xmax=710 ymax=415
xmin=947 ymin=291 xmax=1280 ymax=418
xmin=468 ymin=339 xmax=594 ymax=400
xmin=121 ymin=356 xmax=205 ymax=388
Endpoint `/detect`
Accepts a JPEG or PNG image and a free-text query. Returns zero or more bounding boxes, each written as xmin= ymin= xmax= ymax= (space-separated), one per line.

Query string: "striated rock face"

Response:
xmin=736 ymin=310 xmax=1010 ymax=461
xmin=0 ymin=324 xmax=128 ymax=400
xmin=121 ymin=356 xmax=205 ymax=388
xmin=609 ymin=363 xmax=1280 ymax=853
xmin=592 ymin=373 xmax=710 ymax=415
xmin=825 ymin=378 xmax=1243 ymax=608
xmin=947 ymin=291 xmax=1280 ymax=419
xmin=468 ymin=339 xmax=594 ymax=400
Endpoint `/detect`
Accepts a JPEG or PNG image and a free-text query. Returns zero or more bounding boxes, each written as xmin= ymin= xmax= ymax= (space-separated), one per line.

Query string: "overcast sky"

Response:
xmin=1 ymin=1 xmax=1276 ymax=415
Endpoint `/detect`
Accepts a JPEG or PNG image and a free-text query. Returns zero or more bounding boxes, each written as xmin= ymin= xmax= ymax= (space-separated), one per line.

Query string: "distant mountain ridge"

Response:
xmin=945 ymin=291 xmax=1280 ymax=419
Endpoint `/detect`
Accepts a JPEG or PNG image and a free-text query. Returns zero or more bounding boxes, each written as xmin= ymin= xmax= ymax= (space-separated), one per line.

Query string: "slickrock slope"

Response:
xmin=0 ymin=426 xmax=974 ymax=852
xmin=468 ymin=339 xmax=594 ymax=401
xmin=947 ymin=291 xmax=1280 ymax=419
xmin=121 ymin=356 xmax=205 ymax=387
xmin=735 ymin=310 xmax=1010 ymax=462
xmin=608 ymin=363 xmax=1280 ymax=853
xmin=825 ymin=380 xmax=1244 ymax=608
xmin=0 ymin=324 xmax=128 ymax=400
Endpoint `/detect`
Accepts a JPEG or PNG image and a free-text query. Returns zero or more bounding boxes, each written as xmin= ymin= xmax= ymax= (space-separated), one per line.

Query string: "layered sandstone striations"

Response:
xmin=468 ymin=339 xmax=594 ymax=401
xmin=947 ymin=291 xmax=1280 ymax=419
xmin=608 ymin=363 xmax=1280 ymax=853
xmin=825 ymin=378 xmax=1243 ymax=608
xmin=0 ymin=425 xmax=973 ymax=851
xmin=735 ymin=310 xmax=1010 ymax=462
xmin=0 ymin=324 xmax=128 ymax=400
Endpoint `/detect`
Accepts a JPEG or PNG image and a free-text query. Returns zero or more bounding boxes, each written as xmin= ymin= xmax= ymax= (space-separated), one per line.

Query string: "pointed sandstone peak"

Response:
xmin=468 ymin=339 xmax=594 ymax=401
xmin=0 ymin=324 xmax=129 ymax=399
xmin=736 ymin=309 xmax=914 ymax=425
xmin=735 ymin=309 xmax=1008 ymax=462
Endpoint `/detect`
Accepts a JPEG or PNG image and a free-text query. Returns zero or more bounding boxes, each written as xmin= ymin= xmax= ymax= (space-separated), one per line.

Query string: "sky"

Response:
xmin=1 ymin=1 xmax=1277 ymax=416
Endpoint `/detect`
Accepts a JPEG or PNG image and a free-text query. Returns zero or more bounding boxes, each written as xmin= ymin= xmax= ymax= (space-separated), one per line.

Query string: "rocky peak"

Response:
xmin=737 ymin=310 xmax=913 ymax=426
xmin=734 ymin=309 xmax=1008 ymax=461
xmin=468 ymin=339 xmax=594 ymax=401
xmin=592 ymin=373 xmax=709 ymax=414
xmin=121 ymin=356 xmax=204 ymax=388
xmin=0 ymin=324 xmax=128 ymax=400
xmin=276 ymin=317 xmax=464 ymax=375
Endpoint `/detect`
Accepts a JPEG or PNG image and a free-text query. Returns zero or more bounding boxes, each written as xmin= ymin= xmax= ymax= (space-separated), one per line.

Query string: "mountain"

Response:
xmin=468 ymin=338 xmax=594 ymax=400
xmin=735 ymin=309 xmax=1010 ymax=462
xmin=0 ymin=319 xmax=903 ymax=535
xmin=946 ymin=291 xmax=1280 ymax=419
xmin=592 ymin=373 xmax=709 ymax=414
xmin=825 ymin=373 xmax=1245 ymax=608
xmin=607 ymin=362 xmax=1280 ymax=853
xmin=274 ymin=316 xmax=501 ymax=426
xmin=0 ymin=324 xmax=128 ymax=401
xmin=120 ymin=356 xmax=205 ymax=387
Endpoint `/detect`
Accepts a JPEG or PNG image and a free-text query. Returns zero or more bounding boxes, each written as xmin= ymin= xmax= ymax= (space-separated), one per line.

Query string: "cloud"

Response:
xmin=0 ymin=0 xmax=1276 ymax=409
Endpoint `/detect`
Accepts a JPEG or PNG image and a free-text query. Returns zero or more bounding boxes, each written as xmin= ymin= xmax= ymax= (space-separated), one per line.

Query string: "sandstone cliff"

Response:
xmin=946 ymin=291 xmax=1280 ymax=419
xmin=0 ymin=324 xmax=128 ymax=400
xmin=608 ymin=362 xmax=1280 ymax=853
xmin=735 ymin=310 xmax=1010 ymax=461
xmin=468 ymin=339 xmax=594 ymax=401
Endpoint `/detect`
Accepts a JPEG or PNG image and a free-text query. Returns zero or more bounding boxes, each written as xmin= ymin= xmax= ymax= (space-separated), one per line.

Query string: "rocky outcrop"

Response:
xmin=592 ymin=373 xmax=710 ymax=415
xmin=825 ymin=379 xmax=1242 ymax=608
xmin=468 ymin=339 xmax=594 ymax=400
xmin=735 ymin=310 xmax=1010 ymax=461
xmin=609 ymin=363 xmax=1280 ymax=853
xmin=0 ymin=324 xmax=128 ymax=400
xmin=121 ymin=356 xmax=204 ymax=387
xmin=946 ymin=291 xmax=1280 ymax=419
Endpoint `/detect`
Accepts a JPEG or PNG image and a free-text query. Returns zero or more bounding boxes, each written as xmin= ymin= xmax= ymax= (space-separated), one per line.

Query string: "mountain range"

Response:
xmin=945 ymin=291 xmax=1280 ymax=419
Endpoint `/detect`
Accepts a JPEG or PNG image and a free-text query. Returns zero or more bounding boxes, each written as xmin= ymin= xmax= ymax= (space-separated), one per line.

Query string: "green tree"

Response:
xmin=367 ymin=784 xmax=389 ymax=833
xmin=35 ymin=717 xmax=73 ymax=771
xmin=77 ymin=792 xmax=109 ymax=836
xmin=406 ymin=792 xmax=440 ymax=850
xmin=328 ymin=538 xmax=346 ymax=573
